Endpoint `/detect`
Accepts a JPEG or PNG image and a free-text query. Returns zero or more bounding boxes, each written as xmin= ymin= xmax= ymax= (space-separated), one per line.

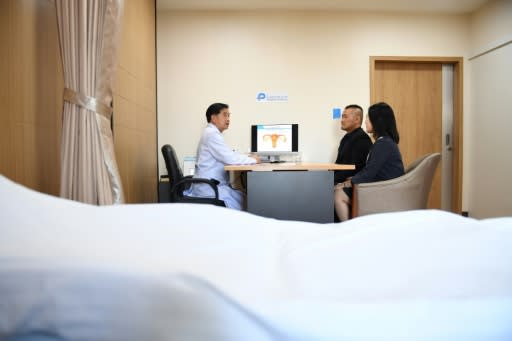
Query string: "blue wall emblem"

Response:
xmin=257 ymin=92 xmax=267 ymax=101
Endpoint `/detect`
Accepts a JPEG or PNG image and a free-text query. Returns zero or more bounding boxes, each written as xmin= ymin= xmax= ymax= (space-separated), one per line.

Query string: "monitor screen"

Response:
xmin=251 ymin=124 xmax=298 ymax=153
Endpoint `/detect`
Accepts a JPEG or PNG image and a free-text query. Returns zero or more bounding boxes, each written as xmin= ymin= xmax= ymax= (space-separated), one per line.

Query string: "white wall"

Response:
xmin=470 ymin=0 xmax=512 ymax=53
xmin=157 ymin=10 xmax=470 ymax=206
xmin=467 ymin=0 xmax=512 ymax=218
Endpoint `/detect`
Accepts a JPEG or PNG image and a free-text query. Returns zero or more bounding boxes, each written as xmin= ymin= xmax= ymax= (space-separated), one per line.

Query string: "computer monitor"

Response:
xmin=251 ymin=124 xmax=298 ymax=154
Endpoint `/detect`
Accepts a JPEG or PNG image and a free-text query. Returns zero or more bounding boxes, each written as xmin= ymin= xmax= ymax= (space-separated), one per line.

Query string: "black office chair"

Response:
xmin=161 ymin=144 xmax=226 ymax=207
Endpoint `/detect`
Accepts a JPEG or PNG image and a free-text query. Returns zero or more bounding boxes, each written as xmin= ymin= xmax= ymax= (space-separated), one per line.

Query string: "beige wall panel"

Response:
xmin=470 ymin=0 xmax=512 ymax=53
xmin=467 ymin=0 xmax=512 ymax=218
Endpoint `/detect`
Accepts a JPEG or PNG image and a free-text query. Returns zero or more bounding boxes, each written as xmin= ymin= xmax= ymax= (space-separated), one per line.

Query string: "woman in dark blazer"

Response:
xmin=335 ymin=102 xmax=405 ymax=221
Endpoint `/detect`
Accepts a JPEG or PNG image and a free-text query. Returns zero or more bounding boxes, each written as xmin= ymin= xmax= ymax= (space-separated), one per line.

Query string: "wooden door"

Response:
xmin=371 ymin=57 xmax=463 ymax=213
xmin=372 ymin=61 xmax=443 ymax=208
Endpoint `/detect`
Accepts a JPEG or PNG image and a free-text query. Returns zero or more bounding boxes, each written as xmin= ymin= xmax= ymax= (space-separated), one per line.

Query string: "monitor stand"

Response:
xmin=258 ymin=152 xmax=300 ymax=163
xmin=260 ymin=154 xmax=285 ymax=163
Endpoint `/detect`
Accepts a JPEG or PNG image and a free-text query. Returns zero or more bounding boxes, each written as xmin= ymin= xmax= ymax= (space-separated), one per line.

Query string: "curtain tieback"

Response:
xmin=63 ymin=88 xmax=113 ymax=118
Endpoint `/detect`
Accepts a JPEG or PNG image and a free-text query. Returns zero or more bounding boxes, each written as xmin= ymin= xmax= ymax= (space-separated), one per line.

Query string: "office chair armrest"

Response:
xmin=183 ymin=175 xmax=219 ymax=186
xmin=172 ymin=177 xmax=221 ymax=200
xmin=181 ymin=175 xmax=194 ymax=190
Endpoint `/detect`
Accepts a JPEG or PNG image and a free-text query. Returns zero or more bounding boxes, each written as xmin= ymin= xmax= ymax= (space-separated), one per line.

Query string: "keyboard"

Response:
xmin=261 ymin=160 xmax=286 ymax=164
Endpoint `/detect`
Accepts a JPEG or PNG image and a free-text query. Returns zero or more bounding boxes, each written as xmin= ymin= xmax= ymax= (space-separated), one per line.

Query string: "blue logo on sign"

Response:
xmin=256 ymin=92 xmax=267 ymax=101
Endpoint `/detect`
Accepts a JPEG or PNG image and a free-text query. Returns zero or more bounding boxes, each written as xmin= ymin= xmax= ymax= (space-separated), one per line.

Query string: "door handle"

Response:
xmin=445 ymin=133 xmax=453 ymax=151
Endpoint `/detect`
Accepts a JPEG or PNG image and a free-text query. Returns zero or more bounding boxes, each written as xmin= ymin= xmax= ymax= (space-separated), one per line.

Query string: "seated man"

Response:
xmin=335 ymin=102 xmax=405 ymax=221
xmin=186 ymin=103 xmax=260 ymax=210
xmin=333 ymin=104 xmax=373 ymax=221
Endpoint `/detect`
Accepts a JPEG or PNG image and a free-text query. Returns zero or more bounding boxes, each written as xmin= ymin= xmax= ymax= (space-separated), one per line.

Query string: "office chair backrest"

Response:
xmin=161 ymin=144 xmax=184 ymax=188
xmin=160 ymin=144 xmax=225 ymax=207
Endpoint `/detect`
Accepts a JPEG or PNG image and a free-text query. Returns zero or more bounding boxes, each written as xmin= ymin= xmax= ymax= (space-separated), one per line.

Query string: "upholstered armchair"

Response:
xmin=351 ymin=153 xmax=441 ymax=218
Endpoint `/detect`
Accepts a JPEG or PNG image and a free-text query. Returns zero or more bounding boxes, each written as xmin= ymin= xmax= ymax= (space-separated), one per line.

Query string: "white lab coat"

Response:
xmin=186 ymin=123 xmax=257 ymax=210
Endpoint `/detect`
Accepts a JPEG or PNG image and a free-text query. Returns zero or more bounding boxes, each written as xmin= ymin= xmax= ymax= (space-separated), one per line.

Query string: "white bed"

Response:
xmin=1 ymin=175 xmax=511 ymax=341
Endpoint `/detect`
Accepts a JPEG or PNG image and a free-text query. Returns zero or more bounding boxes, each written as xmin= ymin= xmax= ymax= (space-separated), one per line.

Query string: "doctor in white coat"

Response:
xmin=186 ymin=103 xmax=260 ymax=210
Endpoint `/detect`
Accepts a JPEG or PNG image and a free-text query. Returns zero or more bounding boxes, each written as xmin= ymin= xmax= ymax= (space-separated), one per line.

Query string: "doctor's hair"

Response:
xmin=367 ymin=102 xmax=400 ymax=144
xmin=206 ymin=103 xmax=229 ymax=122
xmin=345 ymin=104 xmax=364 ymax=123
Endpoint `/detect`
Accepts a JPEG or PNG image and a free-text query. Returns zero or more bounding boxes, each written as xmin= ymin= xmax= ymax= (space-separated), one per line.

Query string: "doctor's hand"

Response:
xmin=251 ymin=155 xmax=262 ymax=164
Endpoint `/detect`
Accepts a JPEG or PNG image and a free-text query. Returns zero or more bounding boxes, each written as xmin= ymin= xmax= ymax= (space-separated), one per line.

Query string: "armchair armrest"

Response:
xmin=352 ymin=153 xmax=441 ymax=218
xmin=352 ymin=175 xmax=428 ymax=218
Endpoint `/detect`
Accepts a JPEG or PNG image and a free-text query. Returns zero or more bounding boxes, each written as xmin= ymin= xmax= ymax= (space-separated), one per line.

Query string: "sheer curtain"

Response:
xmin=56 ymin=0 xmax=124 ymax=204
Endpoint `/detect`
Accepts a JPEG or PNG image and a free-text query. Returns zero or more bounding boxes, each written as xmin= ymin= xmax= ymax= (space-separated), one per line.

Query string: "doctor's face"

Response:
xmin=211 ymin=108 xmax=231 ymax=132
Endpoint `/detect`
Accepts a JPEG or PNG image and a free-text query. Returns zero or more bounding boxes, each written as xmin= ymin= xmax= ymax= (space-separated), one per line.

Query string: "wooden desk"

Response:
xmin=225 ymin=162 xmax=354 ymax=172
xmin=225 ymin=163 xmax=354 ymax=223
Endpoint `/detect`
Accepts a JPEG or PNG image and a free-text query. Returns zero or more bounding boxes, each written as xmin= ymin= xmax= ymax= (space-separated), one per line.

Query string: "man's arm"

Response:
xmin=334 ymin=135 xmax=372 ymax=184
xmin=207 ymin=132 xmax=257 ymax=165
xmin=351 ymin=136 xmax=373 ymax=171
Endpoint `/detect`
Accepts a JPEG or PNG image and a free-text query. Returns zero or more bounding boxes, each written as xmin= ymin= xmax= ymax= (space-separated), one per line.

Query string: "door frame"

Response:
xmin=370 ymin=56 xmax=463 ymax=214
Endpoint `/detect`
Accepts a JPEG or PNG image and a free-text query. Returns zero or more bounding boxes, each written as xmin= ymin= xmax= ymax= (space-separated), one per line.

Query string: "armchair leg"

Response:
xmin=351 ymin=185 xmax=359 ymax=219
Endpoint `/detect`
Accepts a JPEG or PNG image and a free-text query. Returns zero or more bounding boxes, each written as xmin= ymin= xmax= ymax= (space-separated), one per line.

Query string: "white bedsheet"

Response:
xmin=1 ymin=175 xmax=512 ymax=340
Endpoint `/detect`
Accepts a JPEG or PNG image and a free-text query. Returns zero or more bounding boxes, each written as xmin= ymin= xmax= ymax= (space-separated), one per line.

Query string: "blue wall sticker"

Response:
xmin=256 ymin=92 xmax=267 ymax=101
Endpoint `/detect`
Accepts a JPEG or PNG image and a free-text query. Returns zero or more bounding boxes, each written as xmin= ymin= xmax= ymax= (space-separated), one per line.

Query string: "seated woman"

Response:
xmin=334 ymin=102 xmax=405 ymax=221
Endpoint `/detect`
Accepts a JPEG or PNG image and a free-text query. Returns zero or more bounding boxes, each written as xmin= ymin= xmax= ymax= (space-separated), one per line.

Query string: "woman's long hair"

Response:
xmin=368 ymin=102 xmax=400 ymax=144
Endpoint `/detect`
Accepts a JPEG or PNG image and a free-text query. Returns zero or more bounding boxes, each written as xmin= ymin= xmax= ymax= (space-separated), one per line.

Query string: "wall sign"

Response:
xmin=256 ymin=91 xmax=289 ymax=102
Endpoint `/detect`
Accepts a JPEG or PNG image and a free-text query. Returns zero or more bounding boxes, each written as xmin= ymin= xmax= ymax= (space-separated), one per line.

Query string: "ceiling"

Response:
xmin=157 ymin=0 xmax=490 ymax=14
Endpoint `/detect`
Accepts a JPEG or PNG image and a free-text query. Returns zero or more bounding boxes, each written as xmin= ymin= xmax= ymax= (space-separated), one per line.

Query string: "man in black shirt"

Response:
xmin=333 ymin=104 xmax=372 ymax=222
xmin=334 ymin=104 xmax=372 ymax=184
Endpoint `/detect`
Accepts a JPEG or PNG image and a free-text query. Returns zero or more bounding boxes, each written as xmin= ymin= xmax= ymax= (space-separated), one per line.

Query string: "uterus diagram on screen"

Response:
xmin=263 ymin=134 xmax=287 ymax=148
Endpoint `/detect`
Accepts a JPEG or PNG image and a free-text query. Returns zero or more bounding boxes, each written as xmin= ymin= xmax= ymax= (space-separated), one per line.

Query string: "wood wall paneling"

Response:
xmin=114 ymin=0 xmax=157 ymax=203
xmin=0 ymin=0 xmax=63 ymax=196
xmin=0 ymin=1 xmax=12 ymax=177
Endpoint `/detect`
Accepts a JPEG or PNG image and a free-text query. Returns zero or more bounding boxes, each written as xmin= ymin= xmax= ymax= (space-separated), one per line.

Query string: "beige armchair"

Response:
xmin=351 ymin=153 xmax=441 ymax=218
